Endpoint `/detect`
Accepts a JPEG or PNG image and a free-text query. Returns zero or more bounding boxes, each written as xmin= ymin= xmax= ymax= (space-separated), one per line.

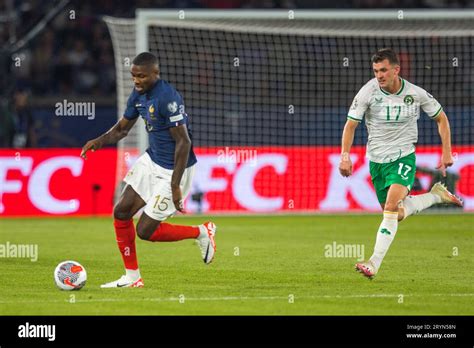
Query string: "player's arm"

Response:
xmin=340 ymin=83 xmax=369 ymax=176
xmin=434 ymin=111 xmax=454 ymax=176
xmin=339 ymin=119 xmax=360 ymax=177
xmin=169 ymin=124 xmax=191 ymax=212
xmin=80 ymin=117 xmax=137 ymax=159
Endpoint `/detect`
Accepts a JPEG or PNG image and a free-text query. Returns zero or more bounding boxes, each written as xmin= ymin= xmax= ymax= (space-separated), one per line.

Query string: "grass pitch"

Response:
xmin=0 ymin=214 xmax=472 ymax=315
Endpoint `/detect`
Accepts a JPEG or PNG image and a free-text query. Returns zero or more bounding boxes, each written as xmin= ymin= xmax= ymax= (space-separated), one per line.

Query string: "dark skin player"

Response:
xmin=80 ymin=62 xmax=192 ymax=240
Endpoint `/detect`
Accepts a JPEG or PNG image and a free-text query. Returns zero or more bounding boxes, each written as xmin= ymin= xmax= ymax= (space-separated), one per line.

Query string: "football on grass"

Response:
xmin=54 ymin=261 xmax=87 ymax=291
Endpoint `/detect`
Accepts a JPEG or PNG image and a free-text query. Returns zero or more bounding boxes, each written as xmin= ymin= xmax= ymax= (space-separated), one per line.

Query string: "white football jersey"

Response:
xmin=348 ymin=77 xmax=442 ymax=163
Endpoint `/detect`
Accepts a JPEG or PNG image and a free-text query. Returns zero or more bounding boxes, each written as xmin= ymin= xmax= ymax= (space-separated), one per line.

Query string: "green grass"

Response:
xmin=0 ymin=214 xmax=472 ymax=315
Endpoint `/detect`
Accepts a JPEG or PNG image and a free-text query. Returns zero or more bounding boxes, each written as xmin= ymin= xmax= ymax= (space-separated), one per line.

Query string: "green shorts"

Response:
xmin=369 ymin=152 xmax=416 ymax=204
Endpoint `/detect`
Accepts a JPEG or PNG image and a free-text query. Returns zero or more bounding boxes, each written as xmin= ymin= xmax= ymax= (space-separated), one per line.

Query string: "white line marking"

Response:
xmin=0 ymin=293 xmax=473 ymax=304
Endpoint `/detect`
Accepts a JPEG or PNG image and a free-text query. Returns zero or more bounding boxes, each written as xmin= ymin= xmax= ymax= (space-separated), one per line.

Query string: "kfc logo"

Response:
xmin=0 ymin=149 xmax=117 ymax=216
xmin=0 ymin=156 xmax=83 ymax=214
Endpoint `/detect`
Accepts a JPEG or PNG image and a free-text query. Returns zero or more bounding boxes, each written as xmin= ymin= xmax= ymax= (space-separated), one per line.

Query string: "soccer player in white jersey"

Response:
xmin=339 ymin=48 xmax=463 ymax=279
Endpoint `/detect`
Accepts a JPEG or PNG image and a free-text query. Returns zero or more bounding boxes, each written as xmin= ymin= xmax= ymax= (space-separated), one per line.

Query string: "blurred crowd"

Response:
xmin=2 ymin=0 xmax=473 ymax=97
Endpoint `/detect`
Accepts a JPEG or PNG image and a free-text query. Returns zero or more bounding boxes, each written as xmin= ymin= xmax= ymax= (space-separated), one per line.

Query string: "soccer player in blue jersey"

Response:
xmin=81 ymin=52 xmax=216 ymax=288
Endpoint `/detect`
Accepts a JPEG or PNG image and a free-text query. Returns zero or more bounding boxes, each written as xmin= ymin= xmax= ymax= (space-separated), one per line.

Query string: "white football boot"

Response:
xmin=430 ymin=182 xmax=463 ymax=207
xmin=101 ymin=275 xmax=144 ymax=288
xmin=196 ymin=221 xmax=217 ymax=264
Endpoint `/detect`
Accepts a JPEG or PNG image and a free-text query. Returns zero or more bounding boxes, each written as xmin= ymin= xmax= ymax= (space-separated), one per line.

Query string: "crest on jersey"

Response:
xmin=404 ymin=95 xmax=414 ymax=105
xmin=148 ymin=104 xmax=156 ymax=120
xmin=167 ymin=101 xmax=178 ymax=113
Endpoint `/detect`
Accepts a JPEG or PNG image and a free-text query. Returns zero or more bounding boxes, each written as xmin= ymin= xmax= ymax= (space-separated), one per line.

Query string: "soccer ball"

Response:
xmin=54 ymin=261 xmax=87 ymax=291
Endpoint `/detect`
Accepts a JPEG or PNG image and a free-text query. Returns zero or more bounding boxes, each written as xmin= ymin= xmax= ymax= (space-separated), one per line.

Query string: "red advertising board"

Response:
xmin=191 ymin=146 xmax=474 ymax=213
xmin=0 ymin=146 xmax=473 ymax=216
xmin=0 ymin=149 xmax=117 ymax=216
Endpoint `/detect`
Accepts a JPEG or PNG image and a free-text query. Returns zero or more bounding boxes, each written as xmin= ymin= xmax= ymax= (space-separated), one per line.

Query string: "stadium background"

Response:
xmin=1 ymin=0 xmax=473 ymax=217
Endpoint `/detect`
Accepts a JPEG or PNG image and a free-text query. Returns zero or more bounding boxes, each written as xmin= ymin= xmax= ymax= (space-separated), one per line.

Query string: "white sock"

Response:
xmin=126 ymin=268 xmax=141 ymax=281
xmin=402 ymin=193 xmax=441 ymax=219
xmin=369 ymin=211 xmax=399 ymax=271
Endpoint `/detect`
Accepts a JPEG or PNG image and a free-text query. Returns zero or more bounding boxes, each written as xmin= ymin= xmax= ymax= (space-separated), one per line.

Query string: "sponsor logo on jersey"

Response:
xmin=169 ymin=114 xmax=184 ymax=122
xmin=404 ymin=95 xmax=414 ymax=105
xmin=145 ymin=119 xmax=154 ymax=132
xmin=375 ymin=97 xmax=383 ymax=104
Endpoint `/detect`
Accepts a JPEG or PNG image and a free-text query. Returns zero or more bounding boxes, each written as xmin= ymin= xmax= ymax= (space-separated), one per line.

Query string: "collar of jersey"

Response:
xmin=145 ymin=79 xmax=161 ymax=97
xmin=379 ymin=77 xmax=405 ymax=96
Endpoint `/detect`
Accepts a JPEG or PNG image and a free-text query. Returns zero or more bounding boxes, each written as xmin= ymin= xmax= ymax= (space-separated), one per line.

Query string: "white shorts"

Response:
xmin=123 ymin=152 xmax=195 ymax=221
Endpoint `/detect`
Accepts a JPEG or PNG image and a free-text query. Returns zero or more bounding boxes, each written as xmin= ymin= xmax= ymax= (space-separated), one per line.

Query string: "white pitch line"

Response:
xmin=0 ymin=293 xmax=473 ymax=305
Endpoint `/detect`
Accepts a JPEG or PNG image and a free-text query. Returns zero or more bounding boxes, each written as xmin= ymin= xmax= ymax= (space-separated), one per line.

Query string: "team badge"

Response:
xmin=148 ymin=104 xmax=156 ymax=120
xmin=404 ymin=95 xmax=414 ymax=105
xmin=168 ymin=101 xmax=178 ymax=113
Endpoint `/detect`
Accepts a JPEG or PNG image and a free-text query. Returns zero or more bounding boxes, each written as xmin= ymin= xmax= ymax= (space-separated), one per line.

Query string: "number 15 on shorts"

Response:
xmin=153 ymin=195 xmax=171 ymax=212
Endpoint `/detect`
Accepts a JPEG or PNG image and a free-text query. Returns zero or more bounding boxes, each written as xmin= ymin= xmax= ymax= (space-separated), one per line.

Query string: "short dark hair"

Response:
xmin=371 ymin=48 xmax=400 ymax=65
xmin=133 ymin=52 xmax=159 ymax=67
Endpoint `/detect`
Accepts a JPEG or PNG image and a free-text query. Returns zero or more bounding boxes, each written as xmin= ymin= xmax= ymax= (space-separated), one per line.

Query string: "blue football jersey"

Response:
xmin=123 ymin=79 xmax=197 ymax=169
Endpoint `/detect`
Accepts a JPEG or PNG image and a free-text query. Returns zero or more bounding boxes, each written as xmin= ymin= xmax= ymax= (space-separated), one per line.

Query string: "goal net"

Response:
xmin=104 ymin=10 xmax=474 ymax=213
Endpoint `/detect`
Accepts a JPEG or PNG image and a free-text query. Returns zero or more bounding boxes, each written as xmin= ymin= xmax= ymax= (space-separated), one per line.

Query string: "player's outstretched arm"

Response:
xmin=339 ymin=119 xmax=359 ymax=177
xmin=434 ymin=111 xmax=454 ymax=177
xmin=80 ymin=117 xmax=137 ymax=159
xmin=169 ymin=124 xmax=191 ymax=212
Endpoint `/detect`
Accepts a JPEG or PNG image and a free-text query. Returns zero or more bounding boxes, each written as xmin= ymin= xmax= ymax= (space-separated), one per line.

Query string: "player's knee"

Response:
xmin=113 ymin=204 xmax=133 ymax=221
xmin=384 ymin=201 xmax=398 ymax=212
xmin=136 ymin=223 xmax=153 ymax=240
xmin=136 ymin=228 xmax=149 ymax=240
xmin=137 ymin=228 xmax=153 ymax=241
